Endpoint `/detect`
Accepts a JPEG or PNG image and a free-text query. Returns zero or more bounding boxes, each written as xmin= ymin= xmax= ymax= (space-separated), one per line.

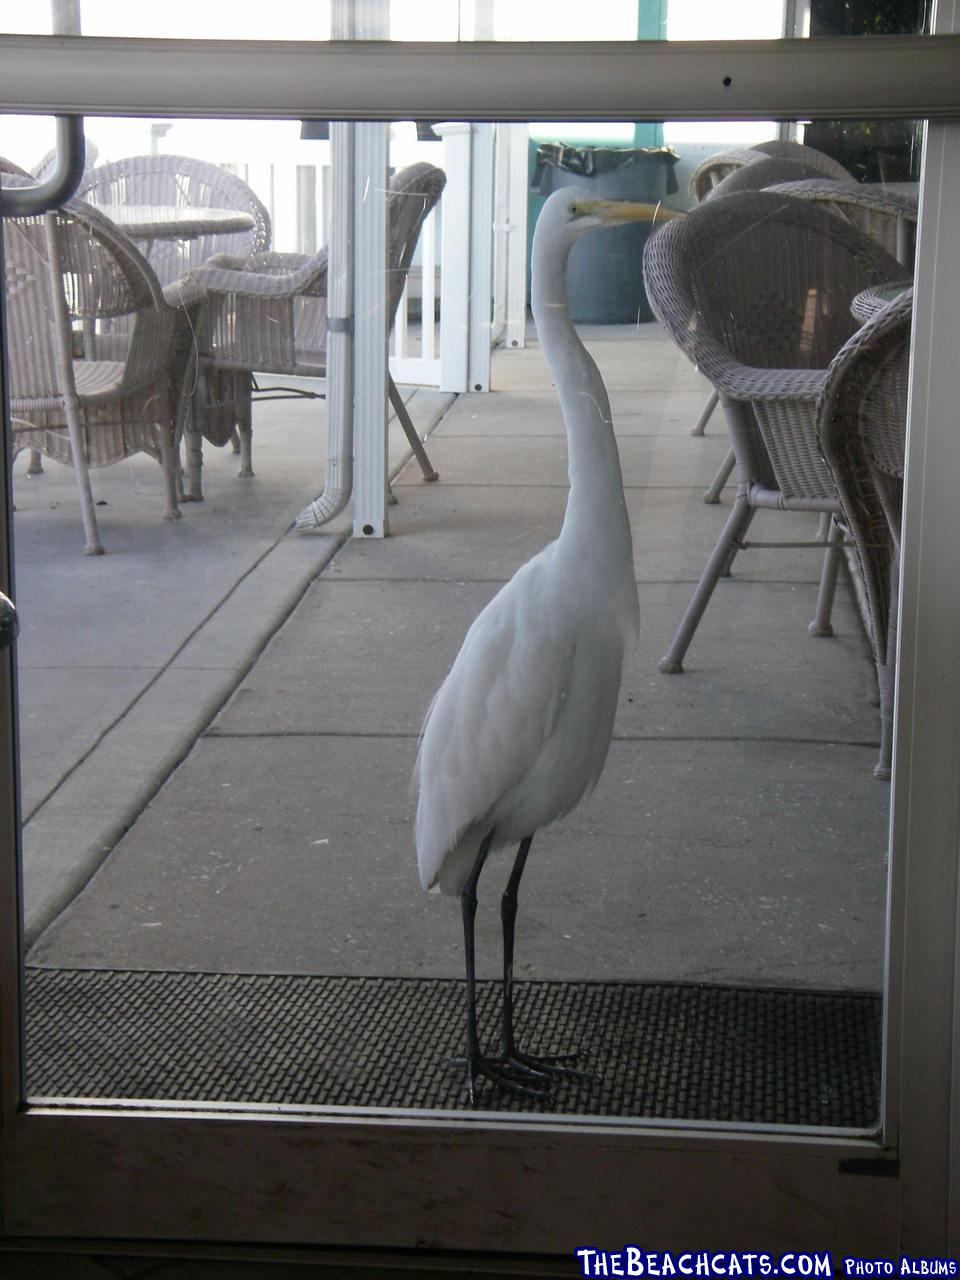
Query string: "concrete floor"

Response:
xmin=15 ymin=323 xmax=890 ymax=995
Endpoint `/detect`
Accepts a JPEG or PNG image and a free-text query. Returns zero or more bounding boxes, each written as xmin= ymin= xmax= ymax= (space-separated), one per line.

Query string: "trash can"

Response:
xmin=532 ymin=143 xmax=680 ymax=323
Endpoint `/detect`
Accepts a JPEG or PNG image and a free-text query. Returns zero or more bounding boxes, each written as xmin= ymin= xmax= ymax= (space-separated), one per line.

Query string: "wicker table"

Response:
xmin=851 ymin=281 xmax=913 ymax=324
xmin=98 ymin=205 xmax=256 ymax=242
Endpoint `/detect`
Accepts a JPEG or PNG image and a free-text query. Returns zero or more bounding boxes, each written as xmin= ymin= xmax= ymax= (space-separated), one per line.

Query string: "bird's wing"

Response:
xmin=415 ymin=547 xmax=578 ymax=890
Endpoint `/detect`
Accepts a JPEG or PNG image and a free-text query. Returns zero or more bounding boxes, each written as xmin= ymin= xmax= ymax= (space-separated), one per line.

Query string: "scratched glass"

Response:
xmin=0 ymin=0 xmax=925 ymax=1128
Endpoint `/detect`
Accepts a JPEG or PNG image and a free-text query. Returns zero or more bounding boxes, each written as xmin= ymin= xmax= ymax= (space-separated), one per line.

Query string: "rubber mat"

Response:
xmin=25 ymin=968 xmax=881 ymax=1125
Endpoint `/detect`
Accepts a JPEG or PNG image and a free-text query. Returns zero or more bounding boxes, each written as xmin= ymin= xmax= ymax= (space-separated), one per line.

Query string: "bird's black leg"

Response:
xmin=459 ymin=830 xmax=491 ymax=1088
xmin=456 ymin=829 xmax=549 ymax=1104
xmin=500 ymin=835 xmax=535 ymax=1065
xmin=496 ymin=835 xmax=593 ymax=1085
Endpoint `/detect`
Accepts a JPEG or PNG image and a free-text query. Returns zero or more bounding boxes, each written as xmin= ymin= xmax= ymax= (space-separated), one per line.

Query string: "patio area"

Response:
xmin=13 ymin=321 xmax=890 ymax=1115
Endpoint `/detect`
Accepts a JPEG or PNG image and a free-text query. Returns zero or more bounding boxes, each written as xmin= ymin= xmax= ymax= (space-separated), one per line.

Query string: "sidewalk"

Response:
xmin=21 ymin=325 xmax=888 ymax=997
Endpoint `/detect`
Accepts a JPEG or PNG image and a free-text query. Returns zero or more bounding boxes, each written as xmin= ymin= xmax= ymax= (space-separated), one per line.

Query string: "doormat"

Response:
xmin=25 ymin=968 xmax=880 ymax=1125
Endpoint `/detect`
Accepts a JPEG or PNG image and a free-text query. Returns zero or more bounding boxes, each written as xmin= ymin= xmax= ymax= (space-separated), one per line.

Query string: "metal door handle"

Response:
xmin=0 ymin=116 xmax=86 ymax=218
xmin=0 ymin=591 xmax=18 ymax=650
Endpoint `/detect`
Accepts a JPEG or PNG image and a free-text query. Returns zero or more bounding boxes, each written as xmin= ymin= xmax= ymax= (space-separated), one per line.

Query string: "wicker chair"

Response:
xmin=0 ymin=156 xmax=31 ymax=180
xmin=766 ymin=179 xmax=917 ymax=268
xmin=694 ymin=154 xmax=859 ymax=503
xmin=642 ymin=189 xmax=906 ymax=675
xmin=688 ymin=141 xmax=850 ymax=202
xmin=32 ymin=139 xmax=99 ymax=181
xmin=170 ymin=162 xmax=446 ymax=499
xmin=818 ymin=288 xmax=912 ymax=780
xmin=78 ymin=154 xmax=272 ymax=479
xmin=78 ymin=153 xmax=271 ymax=287
xmin=4 ymin=195 xmax=179 ymax=554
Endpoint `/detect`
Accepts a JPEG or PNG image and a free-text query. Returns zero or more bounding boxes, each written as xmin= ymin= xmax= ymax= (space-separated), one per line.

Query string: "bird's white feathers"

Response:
xmin=414 ymin=188 xmax=641 ymax=898
xmin=415 ymin=538 xmax=635 ymax=895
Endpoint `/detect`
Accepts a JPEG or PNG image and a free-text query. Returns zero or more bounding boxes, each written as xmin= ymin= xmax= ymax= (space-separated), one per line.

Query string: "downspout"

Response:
xmin=295 ymin=118 xmax=354 ymax=530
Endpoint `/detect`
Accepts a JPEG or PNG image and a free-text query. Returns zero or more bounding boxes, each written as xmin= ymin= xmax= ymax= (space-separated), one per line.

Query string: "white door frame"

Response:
xmin=1 ymin=24 xmax=959 ymax=1255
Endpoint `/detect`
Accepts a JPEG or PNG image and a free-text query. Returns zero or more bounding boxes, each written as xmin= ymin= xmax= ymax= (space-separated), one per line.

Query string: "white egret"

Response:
xmin=415 ymin=190 xmax=678 ymax=1103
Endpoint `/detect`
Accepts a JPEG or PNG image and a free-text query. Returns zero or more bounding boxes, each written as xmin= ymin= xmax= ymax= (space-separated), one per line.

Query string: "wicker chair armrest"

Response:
xmin=165 ymin=250 xmax=329 ymax=309
xmin=686 ymin=327 xmax=827 ymax=404
xmin=199 ymin=252 xmax=254 ymax=271
xmin=200 ymin=250 xmax=316 ymax=273
xmin=718 ymin=362 xmax=827 ymax=404
xmin=244 ymin=250 xmax=317 ymax=272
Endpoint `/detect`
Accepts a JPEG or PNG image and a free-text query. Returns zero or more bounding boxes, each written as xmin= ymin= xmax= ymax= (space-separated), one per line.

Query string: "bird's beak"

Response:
xmin=585 ymin=198 xmax=685 ymax=226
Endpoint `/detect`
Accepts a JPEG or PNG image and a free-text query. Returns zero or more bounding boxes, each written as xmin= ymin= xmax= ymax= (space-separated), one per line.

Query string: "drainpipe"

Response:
xmin=295 ymin=117 xmax=354 ymax=530
xmin=296 ymin=0 xmax=389 ymax=532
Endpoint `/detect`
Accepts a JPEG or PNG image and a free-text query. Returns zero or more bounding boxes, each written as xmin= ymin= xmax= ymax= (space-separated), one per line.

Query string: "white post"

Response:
xmin=435 ymin=122 xmax=471 ymax=394
xmin=503 ymin=123 xmax=530 ymax=350
xmin=345 ymin=0 xmax=390 ymax=539
xmin=351 ymin=121 xmax=390 ymax=538
xmin=298 ymin=0 xmax=390 ymax=536
xmin=467 ymin=123 xmax=495 ymax=393
xmin=295 ymin=2 xmax=354 ymax=531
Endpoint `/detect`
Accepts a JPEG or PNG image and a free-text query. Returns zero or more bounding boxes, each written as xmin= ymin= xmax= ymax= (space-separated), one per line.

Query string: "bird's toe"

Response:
xmin=499 ymin=1047 xmax=596 ymax=1084
xmin=452 ymin=1051 xmax=553 ymax=1103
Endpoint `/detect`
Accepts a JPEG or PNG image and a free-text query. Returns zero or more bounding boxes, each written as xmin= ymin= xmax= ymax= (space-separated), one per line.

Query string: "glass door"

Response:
xmin=1 ymin=1 xmax=959 ymax=1258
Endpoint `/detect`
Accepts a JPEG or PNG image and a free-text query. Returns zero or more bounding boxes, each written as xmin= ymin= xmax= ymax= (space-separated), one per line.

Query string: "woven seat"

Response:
xmin=818 ymin=289 xmax=912 ymax=780
xmin=170 ymin=162 xmax=446 ymax=499
xmin=642 ymin=190 xmax=906 ymax=680
xmin=4 ymin=193 xmax=179 ymax=554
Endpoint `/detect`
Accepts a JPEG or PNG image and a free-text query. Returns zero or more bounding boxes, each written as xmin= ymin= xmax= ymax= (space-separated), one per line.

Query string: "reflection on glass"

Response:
xmin=4 ymin=111 xmax=913 ymax=1126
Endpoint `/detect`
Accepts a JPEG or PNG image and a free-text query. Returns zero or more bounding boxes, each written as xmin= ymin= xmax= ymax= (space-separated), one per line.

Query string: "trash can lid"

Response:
xmin=534 ymin=141 xmax=680 ymax=179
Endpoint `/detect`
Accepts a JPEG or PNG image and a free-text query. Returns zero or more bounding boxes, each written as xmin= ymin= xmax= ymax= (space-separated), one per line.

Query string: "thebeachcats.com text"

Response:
xmin=574 ymin=1252 xmax=959 ymax=1279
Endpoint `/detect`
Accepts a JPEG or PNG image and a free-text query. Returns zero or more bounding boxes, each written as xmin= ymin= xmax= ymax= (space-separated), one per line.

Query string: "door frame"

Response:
xmin=1 ymin=20 xmax=959 ymax=1255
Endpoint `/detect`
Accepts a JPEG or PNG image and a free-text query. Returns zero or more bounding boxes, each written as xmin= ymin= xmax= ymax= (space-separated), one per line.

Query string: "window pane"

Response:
xmin=1 ymin=106 xmax=915 ymax=1129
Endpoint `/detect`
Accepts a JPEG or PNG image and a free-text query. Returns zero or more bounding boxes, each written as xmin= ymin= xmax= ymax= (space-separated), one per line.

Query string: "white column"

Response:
xmin=350 ymin=121 xmax=390 ymax=538
xmin=503 ymin=123 xmax=530 ymax=350
xmin=467 ymin=123 xmax=495 ymax=393
xmin=435 ymin=122 xmax=471 ymax=394
xmin=295 ymin=1 xmax=354 ymax=530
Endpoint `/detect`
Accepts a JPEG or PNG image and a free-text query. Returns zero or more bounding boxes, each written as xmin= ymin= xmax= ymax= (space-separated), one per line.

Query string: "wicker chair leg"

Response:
xmin=659 ymin=495 xmax=756 ymax=674
xmin=704 ymin=446 xmax=736 ymax=506
xmin=236 ymin=422 xmax=254 ymax=477
xmin=183 ymin=428 xmax=204 ymax=501
xmin=63 ymin=409 xmax=103 ymax=556
xmin=43 ymin=215 xmax=104 ymax=556
xmin=176 ymin=355 xmax=205 ymax=502
xmin=388 ymin=376 xmax=439 ymax=482
xmin=158 ymin=425 xmax=181 ymax=522
xmin=808 ymin=516 xmax=843 ymax=638
xmin=691 ymin=388 xmax=719 ymax=437
xmin=27 ymin=448 xmax=44 ymax=476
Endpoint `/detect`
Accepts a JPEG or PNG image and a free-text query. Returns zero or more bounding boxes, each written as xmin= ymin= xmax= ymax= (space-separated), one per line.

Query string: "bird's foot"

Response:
xmin=451 ymin=1051 xmax=552 ymax=1105
xmin=497 ymin=1047 xmax=595 ymax=1084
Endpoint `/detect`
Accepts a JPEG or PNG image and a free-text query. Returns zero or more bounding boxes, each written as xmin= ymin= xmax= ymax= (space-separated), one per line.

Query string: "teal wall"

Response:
xmin=634 ymin=0 xmax=668 ymax=147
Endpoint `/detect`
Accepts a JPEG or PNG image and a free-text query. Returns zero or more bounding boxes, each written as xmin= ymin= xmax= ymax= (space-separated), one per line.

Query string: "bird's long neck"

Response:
xmin=531 ymin=230 xmax=633 ymax=569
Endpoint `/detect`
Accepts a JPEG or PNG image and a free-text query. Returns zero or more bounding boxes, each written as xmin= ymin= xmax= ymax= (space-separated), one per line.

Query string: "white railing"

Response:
xmin=227 ymin=150 xmax=445 ymax=388
xmin=224 ymin=122 xmax=532 ymax=396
